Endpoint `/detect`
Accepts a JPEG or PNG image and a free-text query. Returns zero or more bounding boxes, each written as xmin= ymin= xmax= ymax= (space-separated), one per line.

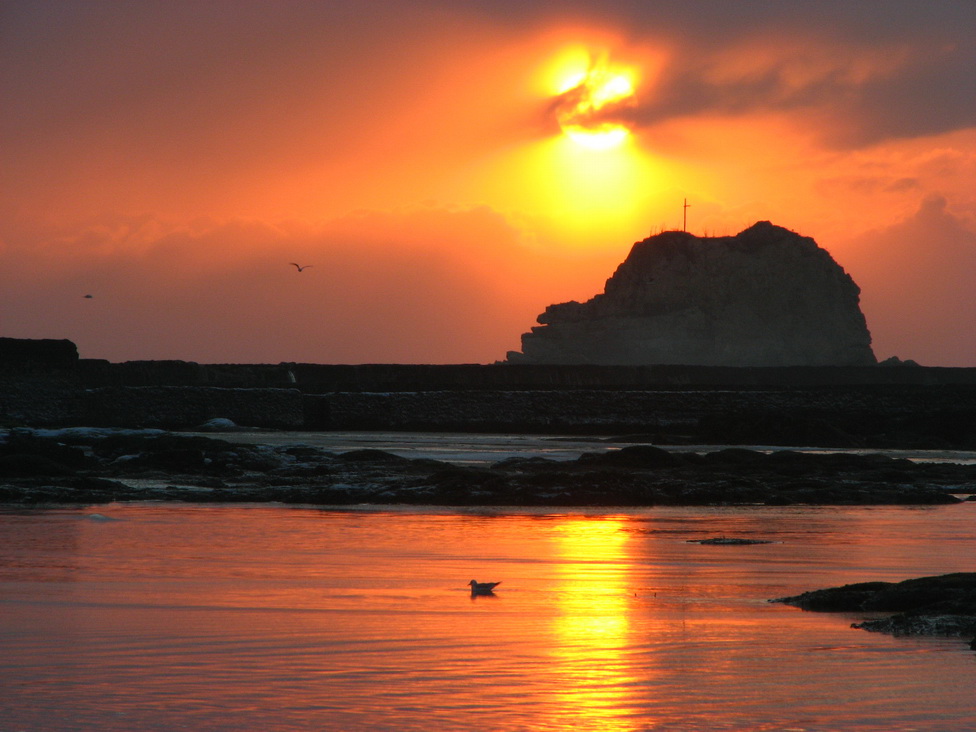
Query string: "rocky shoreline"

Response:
xmin=1 ymin=427 xmax=973 ymax=507
xmin=773 ymin=573 xmax=976 ymax=649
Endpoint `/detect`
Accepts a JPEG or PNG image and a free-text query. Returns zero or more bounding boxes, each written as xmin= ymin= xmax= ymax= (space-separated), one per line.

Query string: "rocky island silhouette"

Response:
xmin=507 ymin=221 xmax=875 ymax=366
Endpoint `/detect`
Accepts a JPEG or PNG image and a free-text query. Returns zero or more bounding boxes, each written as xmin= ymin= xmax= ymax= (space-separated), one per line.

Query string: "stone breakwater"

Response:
xmin=309 ymin=386 xmax=976 ymax=448
xmin=2 ymin=358 xmax=976 ymax=448
xmin=1 ymin=429 xmax=973 ymax=507
xmin=0 ymin=380 xmax=305 ymax=430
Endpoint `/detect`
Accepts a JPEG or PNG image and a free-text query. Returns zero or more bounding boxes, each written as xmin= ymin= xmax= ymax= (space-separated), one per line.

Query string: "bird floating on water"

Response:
xmin=468 ymin=580 xmax=501 ymax=595
xmin=290 ymin=262 xmax=312 ymax=272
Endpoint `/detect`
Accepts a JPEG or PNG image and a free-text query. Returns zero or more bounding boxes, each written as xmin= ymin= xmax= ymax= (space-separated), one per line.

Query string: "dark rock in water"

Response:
xmin=335 ymin=449 xmax=415 ymax=464
xmin=130 ymin=448 xmax=208 ymax=472
xmin=773 ymin=573 xmax=976 ymax=642
xmin=689 ymin=537 xmax=774 ymax=545
xmin=774 ymin=581 xmax=894 ymax=612
xmin=507 ymin=222 xmax=876 ymax=366
xmin=577 ymin=444 xmax=680 ymax=468
xmin=195 ymin=418 xmax=247 ymax=432
xmin=1 ymin=429 xmax=973 ymax=508
xmin=0 ymin=432 xmax=89 ymax=469
xmin=702 ymin=448 xmax=767 ymax=466
xmin=854 ymin=613 xmax=976 ymax=637
xmin=856 ymin=573 xmax=976 ymax=614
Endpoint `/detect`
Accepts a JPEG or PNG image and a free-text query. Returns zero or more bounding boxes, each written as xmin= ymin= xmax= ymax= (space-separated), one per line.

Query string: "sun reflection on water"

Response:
xmin=548 ymin=517 xmax=645 ymax=727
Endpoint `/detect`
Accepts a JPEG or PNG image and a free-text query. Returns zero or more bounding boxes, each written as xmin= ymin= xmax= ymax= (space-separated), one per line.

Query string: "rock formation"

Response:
xmin=507 ymin=222 xmax=876 ymax=366
xmin=773 ymin=573 xmax=976 ymax=644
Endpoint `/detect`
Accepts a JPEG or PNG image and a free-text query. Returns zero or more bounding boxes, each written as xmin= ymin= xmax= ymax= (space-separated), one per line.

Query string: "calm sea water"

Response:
xmin=2 ymin=433 xmax=975 ymax=730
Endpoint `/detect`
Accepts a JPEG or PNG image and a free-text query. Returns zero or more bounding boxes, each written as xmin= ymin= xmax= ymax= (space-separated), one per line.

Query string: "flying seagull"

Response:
xmin=290 ymin=262 xmax=313 ymax=272
xmin=468 ymin=580 xmax=501 ymax=595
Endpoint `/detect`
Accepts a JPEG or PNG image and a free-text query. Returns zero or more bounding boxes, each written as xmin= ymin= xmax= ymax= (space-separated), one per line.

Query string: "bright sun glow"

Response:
xmin=553 ymin=62 xmax=637 ymax=150
xmin=460 ymin=46 xmax=668 ymax=250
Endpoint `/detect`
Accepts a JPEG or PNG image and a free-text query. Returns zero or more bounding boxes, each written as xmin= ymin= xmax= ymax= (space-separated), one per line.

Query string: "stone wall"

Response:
xmin=304 ymin=386 xmax=976 ymax=448
xmin=76 ymin=386 xmax=304 ymax=429
xmin=1 ymin=335 xmax=975 ymax=445
xmin=0 ymin=337 xmax=78 ymax=369
xmin=0 ymin=375 xmax=80 ymax=427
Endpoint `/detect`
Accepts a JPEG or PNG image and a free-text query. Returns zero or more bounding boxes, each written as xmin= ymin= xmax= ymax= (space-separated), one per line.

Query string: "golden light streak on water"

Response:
xmin=547 ymin=517 xmax=645 ymax=727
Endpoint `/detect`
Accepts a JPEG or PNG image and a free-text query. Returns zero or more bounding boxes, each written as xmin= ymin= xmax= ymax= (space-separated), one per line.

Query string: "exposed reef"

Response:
xmin=773 ymin=573 xmax=976 ymax=647
xmin=508 ymin=222 xmax=876 ymax=366
xmin=1 ymin=429 xmax=972 ymax=507
xmin=689 ymin=537 xmax=774 ymax=545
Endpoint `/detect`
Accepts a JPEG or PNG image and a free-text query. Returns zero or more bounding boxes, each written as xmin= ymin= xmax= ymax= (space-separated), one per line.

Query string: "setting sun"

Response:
xmin=459 ymin=48 xmax=658 ymax=246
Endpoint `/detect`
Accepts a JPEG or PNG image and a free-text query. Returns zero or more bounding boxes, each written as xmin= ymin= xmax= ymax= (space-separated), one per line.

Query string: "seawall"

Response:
xmin=2 ymin=354 xmax=975 ymax=448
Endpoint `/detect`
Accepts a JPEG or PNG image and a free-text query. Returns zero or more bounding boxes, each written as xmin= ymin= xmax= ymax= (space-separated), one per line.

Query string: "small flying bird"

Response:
xmin=83 ymin=294 xmax=93 ymax=299
xmin=468 ymin=580 xmax=501 ymax=595
xmin=290 ymin=262 xmax=313 ymax=272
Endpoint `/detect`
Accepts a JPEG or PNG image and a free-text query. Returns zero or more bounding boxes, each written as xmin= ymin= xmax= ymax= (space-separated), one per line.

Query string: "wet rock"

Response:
xmin=773 ymin=573 xmax=976 ymax=642
xmin=335 ymin=449 xmax=414 ymax=464
xmin=854 ymin=614 xmax=976 ymax=637
xmin=0 ymin=476 xmax=132 ymax=504
xmin=774 ymin=581 xmax=893 ymax=612
xmin=0 ymin=454 xmax=77 ymax=477
xmin=0 ymin=429 xmax=973 ymax=508
xmin=702 ymin=448 xmax=766 ymax=466
xmin=195 ymin=418 xmax=246 ymax=431
xmin=0 ymin=433 xmax=88 ymax=469
xmin=690 ymin=537 xmax=774 ymax=545
xmin=578 ymin=444 xmax=680 ymax=468
xmin=858 ymin=573 xmax=976 ymax=614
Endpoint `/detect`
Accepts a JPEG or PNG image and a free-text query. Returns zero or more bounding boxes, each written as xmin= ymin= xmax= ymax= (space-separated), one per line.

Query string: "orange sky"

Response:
xmin=2 ymin=1 xmax=974 ymax=365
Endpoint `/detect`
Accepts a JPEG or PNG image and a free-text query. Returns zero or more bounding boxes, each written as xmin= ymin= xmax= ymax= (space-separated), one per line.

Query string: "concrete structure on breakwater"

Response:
xmin=2 ymin=340 xmax=975 ymax=448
